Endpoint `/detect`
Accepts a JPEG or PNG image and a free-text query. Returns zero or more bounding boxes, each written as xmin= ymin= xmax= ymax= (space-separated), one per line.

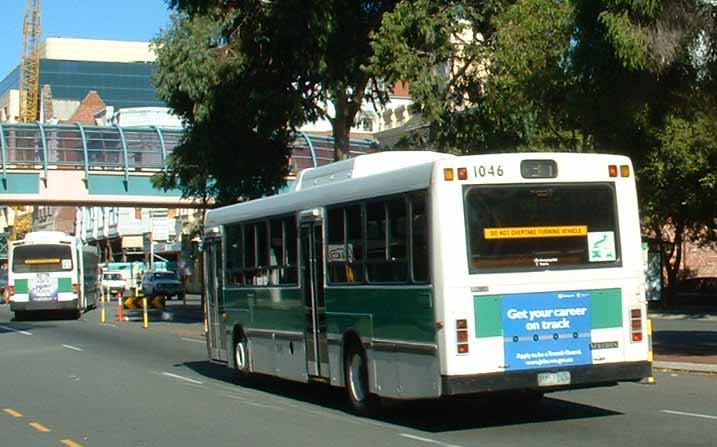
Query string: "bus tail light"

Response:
xmin=444 ymin=168 xmax=455 ymax=181
xmin=620 ymin=165 xmax=630 ymax=177
xmin=73 ymin=283 xmax=80 ymax=294
xmin=608 ymin=165 xmax=618 ymax=177
xmin=630 ymin=308 xmax=643 ymax=342
xmin=8 ymin=285 xmax=14 ymax=296
xmin=457 ymin=319 xmax=469 ymax=354
xmin=457 ymin=167 xmax=468 ymax=180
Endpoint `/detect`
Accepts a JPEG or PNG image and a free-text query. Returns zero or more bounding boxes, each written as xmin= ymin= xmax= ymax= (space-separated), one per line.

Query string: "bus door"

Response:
xmin=300 ymin=210 xmax=329 ymax=379
xmin=204 ymin=236 xmax=228 ymax=362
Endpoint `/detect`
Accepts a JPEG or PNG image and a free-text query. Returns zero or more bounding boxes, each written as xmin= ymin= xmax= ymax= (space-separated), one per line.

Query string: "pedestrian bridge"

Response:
xmin=0 ymin=123 xmax=377 ymax=206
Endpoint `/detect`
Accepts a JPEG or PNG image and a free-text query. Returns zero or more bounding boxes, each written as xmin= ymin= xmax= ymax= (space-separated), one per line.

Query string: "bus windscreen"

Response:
xmin=464 ymin=183 xmax=620 ymax=271
xmin=12 ymin=244 xmax=73 ymax=273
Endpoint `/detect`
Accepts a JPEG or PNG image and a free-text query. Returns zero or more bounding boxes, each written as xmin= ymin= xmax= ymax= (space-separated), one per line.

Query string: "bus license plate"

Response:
xmin=537 ymin=371 xmax=571 ymax=387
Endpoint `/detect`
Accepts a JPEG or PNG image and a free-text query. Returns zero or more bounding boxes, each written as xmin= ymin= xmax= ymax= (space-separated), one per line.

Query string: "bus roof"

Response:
xmin=206 ymin=151 xmax=452 ymax=228
xmin=13 ymin=231 xmax=75 ymax=246
xmin=204 ymin=150 xmax=634 ymax=229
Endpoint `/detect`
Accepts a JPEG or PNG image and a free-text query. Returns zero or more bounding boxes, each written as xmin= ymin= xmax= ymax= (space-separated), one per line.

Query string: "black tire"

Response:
xmin=234 ymin=332 xmax=252 ymax=383
xmin=14 ymin=311 xmax=27 ymax=321
xmin=344 ymin=342 xmax=379 ymax=417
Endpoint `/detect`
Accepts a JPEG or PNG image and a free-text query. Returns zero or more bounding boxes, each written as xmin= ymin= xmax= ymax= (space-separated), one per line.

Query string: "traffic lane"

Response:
xmin=0 ymin=330 xmax=463 ymax=447
xmin=0 ymin=307 xmax=464 ymax=447
xmin=3 ymin=306 xmax=717 ymax=447
xmin=0 ymin=304 xmax=207 ymax=378
xmin=0 ymin=406 xmax=75 ymax=447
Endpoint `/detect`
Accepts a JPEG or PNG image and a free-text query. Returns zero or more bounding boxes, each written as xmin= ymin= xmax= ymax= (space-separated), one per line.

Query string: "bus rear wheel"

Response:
xmin=344 ymin=343 xmax=378 ymax=417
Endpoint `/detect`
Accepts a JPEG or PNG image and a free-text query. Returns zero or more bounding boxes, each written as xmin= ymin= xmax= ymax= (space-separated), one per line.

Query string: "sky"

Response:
xmin=0 ymin=0 xmax=172 ymax=78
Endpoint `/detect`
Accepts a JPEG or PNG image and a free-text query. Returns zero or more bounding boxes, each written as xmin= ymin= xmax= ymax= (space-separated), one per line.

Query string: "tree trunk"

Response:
xmin=332 ymin=94 xmax=352 ymax=161
xmin=661 ymin=221 xmax=685 ymax=308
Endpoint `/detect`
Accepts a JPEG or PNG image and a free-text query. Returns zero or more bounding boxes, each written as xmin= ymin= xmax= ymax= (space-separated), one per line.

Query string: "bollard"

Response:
xmin=117 ymin=290 xmax=125 ymax=322
xmin=100 ymin=287 xmax=106 ymax=323
xmin=645 ymin=319 xmax=656 ymax=384
xmin=203 ymin=298 xmax=208 ymax=335
xmin=142 ymin=297 xmax=148 ymax=329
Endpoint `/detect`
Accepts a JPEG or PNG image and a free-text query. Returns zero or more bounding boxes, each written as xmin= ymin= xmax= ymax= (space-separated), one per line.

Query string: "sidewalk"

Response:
xmin=649 ymin=307 xmax=717 ymax=374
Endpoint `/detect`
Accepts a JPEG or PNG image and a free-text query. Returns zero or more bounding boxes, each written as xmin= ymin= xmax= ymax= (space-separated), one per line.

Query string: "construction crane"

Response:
xmin=19 ymin=0 xmax=41 ymax=123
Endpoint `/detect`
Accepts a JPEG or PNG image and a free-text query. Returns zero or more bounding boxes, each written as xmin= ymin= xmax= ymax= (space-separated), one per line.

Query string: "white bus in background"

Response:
xmin=8 ymin=231 xmax=99 ymax=320
xmin=203 ymin=151 xmax=652 ymax=415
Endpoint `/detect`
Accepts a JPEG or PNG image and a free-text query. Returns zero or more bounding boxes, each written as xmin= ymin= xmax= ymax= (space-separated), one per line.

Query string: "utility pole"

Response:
xmin=19 ymin=0 xmax=41 ymax=122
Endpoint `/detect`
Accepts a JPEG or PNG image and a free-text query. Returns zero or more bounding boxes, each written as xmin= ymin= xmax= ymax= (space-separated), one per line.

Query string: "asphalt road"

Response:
xmin=0 ymin=304 xmax=715 ymax=447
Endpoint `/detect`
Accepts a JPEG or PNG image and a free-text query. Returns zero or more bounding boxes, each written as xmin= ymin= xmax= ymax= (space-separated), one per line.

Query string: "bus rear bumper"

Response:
xmin=11 ymin=299 xmax=79 ymax=312
xmin=440 ymin=361 xmax=652 ymax=396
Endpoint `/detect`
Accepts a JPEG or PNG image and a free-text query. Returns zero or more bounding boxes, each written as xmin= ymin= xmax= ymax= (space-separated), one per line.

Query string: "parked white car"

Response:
xmin=101 ymin=272 xmax=129 ymax=298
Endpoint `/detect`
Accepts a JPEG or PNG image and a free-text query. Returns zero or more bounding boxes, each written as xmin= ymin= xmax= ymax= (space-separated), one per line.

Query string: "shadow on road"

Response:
xmin=181 ymin=360 xmax=621 ymax=432
xmin=653 ymin=330 xmax=717 ymax=358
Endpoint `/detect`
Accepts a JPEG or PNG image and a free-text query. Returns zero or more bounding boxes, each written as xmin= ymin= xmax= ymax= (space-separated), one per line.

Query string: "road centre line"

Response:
xmin=62 ymin=344 xmax=83 ymax=352
xmin=0 ymin=325 xmax=32 ymax=335
xmin=399 ymin=434 xmax=464 ymax=447
xmin=3 ymin=408 xmax=23 ymax=418
xmin=29 ymin=421 xmax=51 ymax=432
xmin=181 ymin=337 xmax=206 ymax=344
xmin=661 ymin=410 xmax=717 ymax=420
xmin=61 ymin=440 xmax=85 ymax=447
xmin=161 ymin=371 xmax=204 ymax=385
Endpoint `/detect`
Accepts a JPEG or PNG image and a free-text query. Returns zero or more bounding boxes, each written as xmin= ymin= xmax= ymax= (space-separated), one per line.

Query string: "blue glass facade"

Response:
xmin=0 ymin=66 xmax=20 ymax=97
xmin=0 ymin=60 xmax=164 ymax=109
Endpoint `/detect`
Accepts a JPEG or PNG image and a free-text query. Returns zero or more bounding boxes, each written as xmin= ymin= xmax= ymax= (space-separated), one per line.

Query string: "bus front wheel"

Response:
xmin=344 ymin=343 xmax=378 ymax=417
xmin=234 ymin=332 xmax=252 ymax=383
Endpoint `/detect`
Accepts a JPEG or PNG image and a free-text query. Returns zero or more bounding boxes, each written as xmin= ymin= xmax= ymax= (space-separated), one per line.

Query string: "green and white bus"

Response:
xmin=9 ymin=231 xmax=99 ymax=319
xmin=203 ymin=151 xmax=652 ymax=413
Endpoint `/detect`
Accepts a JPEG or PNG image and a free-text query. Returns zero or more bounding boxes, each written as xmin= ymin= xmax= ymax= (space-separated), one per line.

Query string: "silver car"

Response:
xmin=141 ymin=270 xmax=184 ymax=300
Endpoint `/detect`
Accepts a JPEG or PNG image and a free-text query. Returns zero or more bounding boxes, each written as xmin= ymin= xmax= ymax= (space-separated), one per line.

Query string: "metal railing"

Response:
xmin=0 ymin=123 xmax=379 ymax=184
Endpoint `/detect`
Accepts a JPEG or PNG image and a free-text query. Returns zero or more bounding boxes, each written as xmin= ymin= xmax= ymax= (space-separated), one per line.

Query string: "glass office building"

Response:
xmin=0 ymin=59 xmax=163 ymax=110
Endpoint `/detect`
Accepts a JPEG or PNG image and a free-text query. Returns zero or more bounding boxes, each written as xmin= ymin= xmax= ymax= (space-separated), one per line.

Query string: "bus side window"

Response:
xmin=345 ymin=205 xmax=364 ymax=283
xmin=282 ymin=217 xmax=298 ymax=285
xmin=269 ymin=218 xmax=283 ymax=286
xmin=327 ymin=207 xmax=347 ymax=283
xmin=386 ymin=197 xmax=408 ymax=282
xmin=411 ymin=192 xmax=429 ymax=283
xmin=225 ymin=223 xmax=244 ymax=286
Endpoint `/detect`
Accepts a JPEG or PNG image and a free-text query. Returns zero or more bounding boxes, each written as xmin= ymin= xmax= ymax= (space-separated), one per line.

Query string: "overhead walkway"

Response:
xmin=0 ymin=123 xmax=378 ymax=206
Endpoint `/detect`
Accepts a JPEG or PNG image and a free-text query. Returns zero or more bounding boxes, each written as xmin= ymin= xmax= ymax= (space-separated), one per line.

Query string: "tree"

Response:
xmin=153 ymin=1 xmax=401 ymax=204
xmin=640 ymin=114 xmax=717 ymax=303
xmin=369 ymin=0 xmax=717 ymax=295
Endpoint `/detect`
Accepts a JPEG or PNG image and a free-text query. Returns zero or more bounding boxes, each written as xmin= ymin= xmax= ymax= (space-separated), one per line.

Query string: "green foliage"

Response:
xmin=154 ymin=1 xmax=401 ymax=205
xmin=640 ymin=113 xmax=717 ymax=235
xmin=369 ymin=0 xmax=717 ymax=287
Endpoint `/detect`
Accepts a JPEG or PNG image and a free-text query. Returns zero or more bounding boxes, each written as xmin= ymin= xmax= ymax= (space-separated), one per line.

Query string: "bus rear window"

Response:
xmin=12 ymin=244 xmax=73 ymax=273
xmin=464 ymin=183 xmax=620 ymax=272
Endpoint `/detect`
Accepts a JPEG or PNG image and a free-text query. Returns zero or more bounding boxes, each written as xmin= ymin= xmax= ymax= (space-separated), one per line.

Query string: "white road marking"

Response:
xmin=661 ymin=410 xmax=717 ymax=420
xmin=399 ymin=434 xmax=464 ymax=447
xmin=62 ymin=344 xmax=83 ymax=352
xmin=181 ymin=337 xmax=206 ymax=344
xmin=0 ymin=325 xmax=32 ymax=335
xmin=244 ymin=401 xmax=282 ymax=410
xmin=219 ymin=393 xmax=281 ymax=410
xmin=161 ymin=371 xmax=204 ymax=385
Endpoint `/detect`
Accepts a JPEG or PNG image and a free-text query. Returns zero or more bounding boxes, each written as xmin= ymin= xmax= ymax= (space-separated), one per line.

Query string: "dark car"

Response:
xmin=141 ymin=270 xmax=184 ymax=300
xmin=673 ymin=277 xmax=717 ymax=305
xmin=0 ymin=271 xmax=7 ymax=302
